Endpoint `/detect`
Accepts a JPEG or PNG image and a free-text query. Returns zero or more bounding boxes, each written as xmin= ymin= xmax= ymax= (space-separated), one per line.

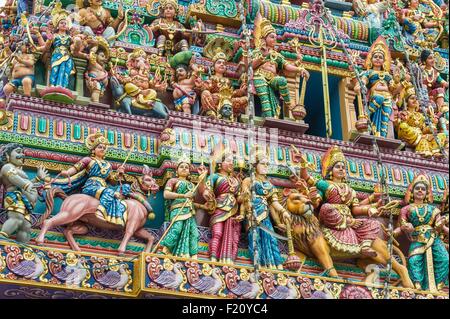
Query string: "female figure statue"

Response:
xmin=36 ymin=2 xmax=75 ymax=89
xmin=395 ymin=83 xmax=448 ymax=157
xmin=51 ymin=132 xmax=129 ymax=226
xmin=354 ymin=36 xmax=400 ymax=137
xmin=203 ymin=147 xmax=243 ymax=264
xmin=240 ymin=149 xmax=291 ymax=270
xmin=294 ymin=145 xmax=383 ymax=258
xmin=399 ymin=174 xmax=449 ymax=292
xmin=420 ymin=49 xmax=449 ymax=111
xmin=159 ymin=154 xmax=206 ymax=258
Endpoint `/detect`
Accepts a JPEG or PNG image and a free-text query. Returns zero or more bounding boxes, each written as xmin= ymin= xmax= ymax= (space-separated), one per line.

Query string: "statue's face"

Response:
xmin=97 ymin=51 xmax=107 ymax=64
xmin=140 ymin=175 xmax=157 ymax=193
xmin=407 ymin=94 xmax=419 ymax=109
xmin=58 ymin=19 xmax=69 ymax=32
xmin=220 ymin=103 xmax=233 ymax=120
xmin=256 ymin=158 xmax=269 ymax=175
xmin=426 ymin=54 xmax=435 ymax=68
xmin=214 ymin=59 xmax=226 ymax=75
xmin=413 ymin=182 xmax=428 ymax=202
xmin=220 ymin=154 xmax=234 ymax=173
xmin=410 ymin=0 xmax=419 ymax=8
xmin=177 ymin=162 xmax=190 ymax=178
xmin=90 ymin=0 xmax=103 ymax=6
xmin=163 ymin=4 xmax=176 ymax=18
xmin=8 ymin=147 xmax=24 ymax=166
xmin=372 ymin=52 xmax=385 ymax=69
xmin=93 ymin=143 xmax=107 ymax=158
xmin=176 ymin=66 xmax=188 ymax=80
xmin=265 ymin=32 xmax=277 ymax=48
xmin=332 ymin=161 xmax=346 ymax=180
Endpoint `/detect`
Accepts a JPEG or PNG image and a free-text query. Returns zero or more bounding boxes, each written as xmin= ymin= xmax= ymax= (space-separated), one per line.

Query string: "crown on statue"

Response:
xmin=177 ymin=152 xmax=191 ymax=166
xmin=366 ymin=36 xmax=391 ymax=71
xmin=260 ymin=18 xmax=276 ymax=39
xmin=160 ymin=0 xmax=179 ymax=13
xmin=405 ymin=174 xmax=434 ymax=203
xmin=51 ymin=2 xmax=71 ymax=29
xmin=85 ymin=132 xmax=110 ymax=150
xmin=321 ymin=145 xmax=346 ymax=178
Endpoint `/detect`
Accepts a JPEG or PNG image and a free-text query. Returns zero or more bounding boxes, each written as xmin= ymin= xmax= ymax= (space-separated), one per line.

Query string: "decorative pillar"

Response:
xmin=339 ymin=77 xmax=358 ymax=141
xmin=73 ymin=57 xmax=88 ymax=98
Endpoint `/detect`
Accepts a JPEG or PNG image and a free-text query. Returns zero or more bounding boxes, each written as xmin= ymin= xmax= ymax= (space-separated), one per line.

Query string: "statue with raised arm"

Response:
xmin=0 ymin=143 xmax=48 ymax=242
xmin=2 ymin=40 xmax=36 ymax=98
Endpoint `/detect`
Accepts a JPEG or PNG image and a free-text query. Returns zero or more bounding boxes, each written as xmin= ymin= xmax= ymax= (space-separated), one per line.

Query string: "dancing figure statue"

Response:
xmin=399 ymin=174 xmax=449 ymax=292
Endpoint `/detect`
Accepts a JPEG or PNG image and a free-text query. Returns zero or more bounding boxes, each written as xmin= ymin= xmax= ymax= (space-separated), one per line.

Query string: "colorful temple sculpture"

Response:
xmin=0 ymin=0 xmax=448 ymax=299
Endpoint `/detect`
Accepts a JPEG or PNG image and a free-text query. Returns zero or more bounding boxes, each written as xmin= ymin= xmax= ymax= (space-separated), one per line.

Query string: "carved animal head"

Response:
xmin=283 ymin=189 xmax=314 ymax=216
xmin=138 ymin=165 xmax=159 ymax=195
xmin=109 ymin=76 xmax=124 ymax=97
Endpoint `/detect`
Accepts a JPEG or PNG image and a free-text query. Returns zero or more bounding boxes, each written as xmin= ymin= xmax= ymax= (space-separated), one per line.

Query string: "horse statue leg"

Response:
xmin=134 ymin=227 xmax=155 ymax=253
xmin=63 ymin=221 xmax=89 ymax=251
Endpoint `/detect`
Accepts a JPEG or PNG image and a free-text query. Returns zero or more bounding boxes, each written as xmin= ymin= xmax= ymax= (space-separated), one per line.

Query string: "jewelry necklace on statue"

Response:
xmin=425 ymin=68 xmax=435 ymax=86
xmin=332 ymin=181 xmax=348 ymax=202
xmin=414 ymin=204 xmax=428 ymax=223
xmin=93 ymin=157 xmax=109 ymax=175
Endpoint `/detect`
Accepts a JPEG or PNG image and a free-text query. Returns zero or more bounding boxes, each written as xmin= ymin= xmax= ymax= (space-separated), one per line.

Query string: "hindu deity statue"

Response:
xmin=399 ymin=174 xmax=449 ymax=292
xmin=2 ymin=40 xmax=36 ymax=98
xmin=50 ymin=132 xmax=131 ymax=226
xmin=201 ymin=39 xmax=247 ymax=121
xmin=170 ymin=51 xmax=202 ymax=114
xmin=73 ymin=37 xmax=110 ymax=103
xmin=201 ymin=146 xmax=243 ymax=264
xmin=252 ymin=16 xmax=309 ymax=118
xmin=294 ymin=145 xmax=383 ymax=259
xmin=240 ymin=148 xmax=291 ymax=270
xmin=353 ymin=0 xmax=388 ymax=28
xmin=400 ymin=0 xmax=443 ymax=47
xmin=35 ymin=2 xmax=75 ymax=89
xmin=76 ymin=0 xmax=125 ymax=42
xmin=158 ymin=154 xmax=207 ymax=258
xmin=420 ymin=49 xmax=449 ymax=110
xmin=395 ymin=83 xmax=448 ymax=157
xmin=0 ymin=143 xmax=48 ymax=242
xmin=148 ymin=0 xmax=195 ymax=57
xmin=354 ymin=36 xmax=401 ymax=138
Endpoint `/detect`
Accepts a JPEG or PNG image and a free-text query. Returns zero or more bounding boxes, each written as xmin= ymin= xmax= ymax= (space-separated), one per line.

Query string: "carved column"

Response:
xmin=73 ymin=57 xmax=88 ymax=98
xmin=339 ymin=77 xmax=358 ymax=141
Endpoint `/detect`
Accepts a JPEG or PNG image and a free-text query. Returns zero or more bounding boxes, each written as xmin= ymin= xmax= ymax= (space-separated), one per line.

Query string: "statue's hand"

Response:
xmin=184 ymin=192 xmax=195 ymax=199
xmin=37 ymin=165 xmax=48 ymax=181
xmin=401 ymin=222 xmax=414 ymax=234
xmin=282 ymin=209 xmax=292 ymax=224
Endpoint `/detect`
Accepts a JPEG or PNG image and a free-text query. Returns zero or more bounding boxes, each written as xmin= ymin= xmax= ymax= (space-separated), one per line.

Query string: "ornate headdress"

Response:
xmin=403 ymin=83 xmax=417 ymax=107
xmin=254 ymin=13 xmax=276 ymax=48
xmin=51 ymin=2 xmax=71 ymax=29
xmin=177 ymin=152 xmax=191 ymax=167
xmin=85 ymin=132 xmax=110 ymax=151
xmin=95 ymin=36 xmax=111 ymax=60
xmin=405 ymin=174 xmax=433 ymax=203
xmin=321 ymin=145 xmax=346 ymax=178
xmin=366 ymin=36 xmax=391 ymax=71
xmin=204 ymin=38 xmax=232 ymax=63
xmin=159 ymin=0 xmax=179 ymax=15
